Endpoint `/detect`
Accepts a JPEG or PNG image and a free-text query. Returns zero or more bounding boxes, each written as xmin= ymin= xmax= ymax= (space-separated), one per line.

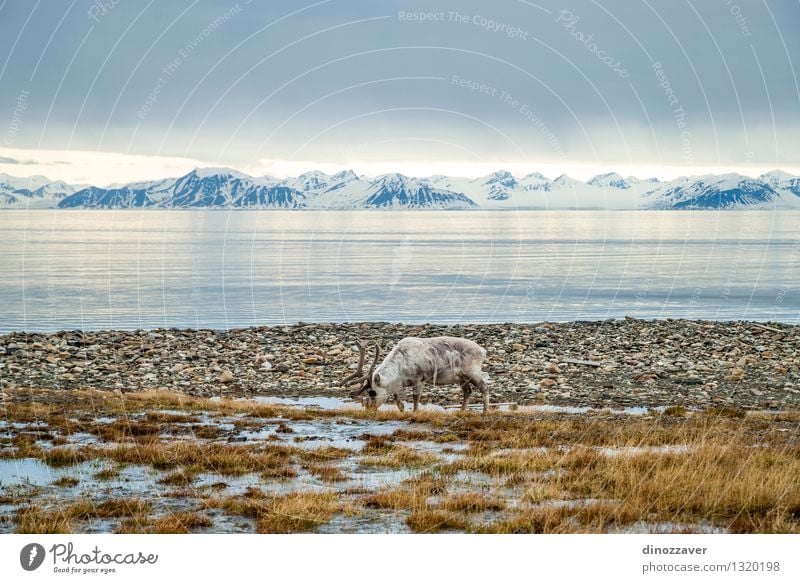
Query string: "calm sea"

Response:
xmin=0 ymin=210 xmax=798 ymax=332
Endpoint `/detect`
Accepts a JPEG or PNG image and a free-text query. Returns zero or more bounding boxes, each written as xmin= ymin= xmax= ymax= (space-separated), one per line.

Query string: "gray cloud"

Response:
xmin=0 ymin=0 xmax=797 ymax=171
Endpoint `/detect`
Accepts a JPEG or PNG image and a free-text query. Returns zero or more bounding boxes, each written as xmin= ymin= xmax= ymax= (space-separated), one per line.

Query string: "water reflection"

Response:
xmin=0 ymin=210 xmax=797 ymax=332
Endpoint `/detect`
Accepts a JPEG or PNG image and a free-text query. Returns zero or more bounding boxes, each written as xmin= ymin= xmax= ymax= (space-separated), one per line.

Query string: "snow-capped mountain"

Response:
xmin=0 ymin=173 xmax=79 ymax=207
xmin=362 ymin=173 xmax=476 ymax=209
xmin=280 ymin=169 xmax=368 ymax=209
xmin=281 ymin=170 xmax=329 ymax=193
xmin=59 ymin=168 xmax=307 ymax=209
xmin=2 ymin=167 xmax=800 ymax=210
xmin=552 ymin=174 xmax=583 ymax=189
xmin=587 ymin=172 xmax=634 ymax=189
xmin=645 ymin=173 xmax=788 ymax=209
xmin=760 ymin=169 xmax=800 ymax=197
xmin=518 ymin=172 xmax=552 ymax=192
xmin=0 ymin=173 xmax=52 ymax=191
xmin=479 ymin=170 xmax=518 ymax=200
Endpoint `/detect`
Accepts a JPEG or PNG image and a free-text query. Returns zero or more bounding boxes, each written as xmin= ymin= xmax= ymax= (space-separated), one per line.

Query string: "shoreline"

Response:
xmin=1 ymin=319 xmax=797 ymax=411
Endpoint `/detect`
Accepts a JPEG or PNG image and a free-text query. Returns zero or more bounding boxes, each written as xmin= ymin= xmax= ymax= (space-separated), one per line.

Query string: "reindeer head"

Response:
xmin=339 ymin=341 xmax=385 ymax=409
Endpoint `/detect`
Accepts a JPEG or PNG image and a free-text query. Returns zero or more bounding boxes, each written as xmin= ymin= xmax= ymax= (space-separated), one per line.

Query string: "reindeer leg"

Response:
xmin=394 ymin=394 xmax=405 ymax=412
xmin=473 ymin=376 xmax=489 ymax=414
xmin=460 ymin=378 xmax=473 ymax=412
xmin=412 ymin=384 xmax=422 ymax=412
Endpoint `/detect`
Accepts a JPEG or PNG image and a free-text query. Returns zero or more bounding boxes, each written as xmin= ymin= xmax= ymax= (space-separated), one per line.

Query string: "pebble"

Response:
xmin=546 ymin=362 xmax=561 ymax=374
xmin=0 ymin=319 xmax=796 ymax=410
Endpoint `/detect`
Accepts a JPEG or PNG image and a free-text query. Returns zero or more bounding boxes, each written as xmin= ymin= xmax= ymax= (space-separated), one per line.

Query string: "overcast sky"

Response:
xmin=1 ymin=0 xmax=799 ymax=184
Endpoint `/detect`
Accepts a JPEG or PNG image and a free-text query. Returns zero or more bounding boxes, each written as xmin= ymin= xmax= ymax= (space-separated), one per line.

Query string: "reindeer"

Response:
xmin=340 ymin=337 xmax=490 ymax=413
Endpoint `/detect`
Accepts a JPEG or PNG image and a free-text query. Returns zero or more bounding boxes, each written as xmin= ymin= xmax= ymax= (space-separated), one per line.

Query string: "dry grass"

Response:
xmin=304 ymin=463 xmax=348 ymax=482
xmin=521 ymin=480 xmax=570 ymax=504
xmin=256 ymin=492 xmax=352 ymax=533
xmin=192 ymin=425 xmax=224 ymax=439
xmin=363 ymin=473 xmax=447 ymax=510
xmin=65 ymin=498 xmax=151 ymax=519
xmin=560 ymin=442 xmax=800 ymax=533
xmin=3 ymin=387 xmax=799 ymax=534
xmin=406 ymin=509 xmax=468 ymax=533
xmin=117 ymin=511 xmax=213 ymax=534
xmin=203 ymin=489 xmax=271 ymax=518
xmin=39 ymin=447 xmax=95 ymax=467
xmin=22 ymin=441 xmax=297 ymax=476
xmin=447 ymin=412 xmax=778 ymax=450
xmin=390 ymin=428 xmax=434 ymax=441
xmin=704 ymin=407 xmax=747 ymax=419
xmin=92 ymin=419 xmax=161 ymax=443
xmin=157 ymin=468 xmax=198 ymax=486
xmin=145 ymin=411 xmax=200 ymax=424
xmin=0 ymin=387 xmax=449 ymax=426
xmin=14 ymin=504 xmax=71 ymax=534
xmin=469 ymin=505 xmax=576 ymax=533
xmin=438 ymin=492 xmax=506 ymax=512
xmin=360 ymin=435 xmax=395 ymax=454
xmin=292 ymin=445 xmax=353 ymax=462
xmin=204 ymin=490 xmax=352 ymax=533
xmin=13 ymin=498 xmax=151 ymax=533
xmin=94 ymin=466 xmax=121 ymax=480
xmin=51 ymin=476 xmax=80 ymax=487
xmin=361 ymin=445 xmax=438 ymax=468
xmin=747 ymin=410 xmax=800 ymax=422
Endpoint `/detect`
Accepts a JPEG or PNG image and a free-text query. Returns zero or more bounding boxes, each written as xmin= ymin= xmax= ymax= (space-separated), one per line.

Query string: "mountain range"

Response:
xmin=2 ymin=168 xmax=800 ymax=210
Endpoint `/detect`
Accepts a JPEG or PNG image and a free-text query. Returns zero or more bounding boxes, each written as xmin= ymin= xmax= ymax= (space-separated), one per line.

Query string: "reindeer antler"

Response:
xmin=340 ymin=341 xmax=367 ymax=386
xmin=340 ymin=342 xmax=380 ymax=397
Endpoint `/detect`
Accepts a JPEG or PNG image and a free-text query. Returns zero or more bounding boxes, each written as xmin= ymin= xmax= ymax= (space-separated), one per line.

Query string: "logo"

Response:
xmin=20 ymin=543 xmax=46 ymax=571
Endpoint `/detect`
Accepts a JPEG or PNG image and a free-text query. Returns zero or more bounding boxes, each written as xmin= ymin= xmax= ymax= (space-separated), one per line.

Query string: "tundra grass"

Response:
xmin=2 ymin=387 xmax=799 ymax=533
xmin=117 ymin=511 xmax=213 ymax=534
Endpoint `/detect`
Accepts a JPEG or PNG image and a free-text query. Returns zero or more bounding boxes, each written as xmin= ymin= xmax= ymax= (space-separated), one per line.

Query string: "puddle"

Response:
xmin=318 ymin=510 xmax=411 ymax=534
xmin=515 ymin=404 xmax=659 ymax=415
xmin=153 ymin=409 xmax=196 ymax=417
xmin=518 ymin=405 xmax=592 ymax=414
xmin=205 ymin=511 xmax=256 ymax=533
xmin=450 ymin=470 xmax=507 ymax=488
xmin=0 ymin=421 xmax=50 ymax=430
xmin=486 ymin=447 xmax=550 ymax=458
xmin=338 ymin=460 xmax=421 ymax=490
xmin=400 ymin=440 xmax=468 ymax=461
xmin=72 ymin=518 xmax=118 ymax=534
xmin=0 ymin=458 xmax=58 ymax=487
xmin=250 ymin=395 xmax=449 ymax=413
xmin=250 ymin=396 xmax=362 ymax=410
xmin=65 ymin=432 xmax=102 ymax=446
xmin=194 ymin=472 xmax=271 ymax=495
xmin=535 ymin=498 xmax=613 ymax=510
xmin=213 ymin=395 xmax=668 ymax=417
xmin=0 ymin=458 xmax=160 ymax=494
xmin=464 ymin=509 xmax=508 ymax=528
xmin=598 ymin=445 xmax=691 ymax=457
xmin=596 ymin=445 xmax=692 ymax=457
xmin=237 ymin=418 xmax=408 ymax=450
xmin=443 ymin=470 xmax=528 ymax=505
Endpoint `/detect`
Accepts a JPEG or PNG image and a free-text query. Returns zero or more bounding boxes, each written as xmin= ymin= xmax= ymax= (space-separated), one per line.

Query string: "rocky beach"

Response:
xmin=1 ymin=319 xmax=797 ymax=411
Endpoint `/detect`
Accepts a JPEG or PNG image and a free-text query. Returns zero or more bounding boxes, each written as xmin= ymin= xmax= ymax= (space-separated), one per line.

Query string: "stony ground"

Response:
xmin=1 ymin=319 xmax=798 ymax=410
